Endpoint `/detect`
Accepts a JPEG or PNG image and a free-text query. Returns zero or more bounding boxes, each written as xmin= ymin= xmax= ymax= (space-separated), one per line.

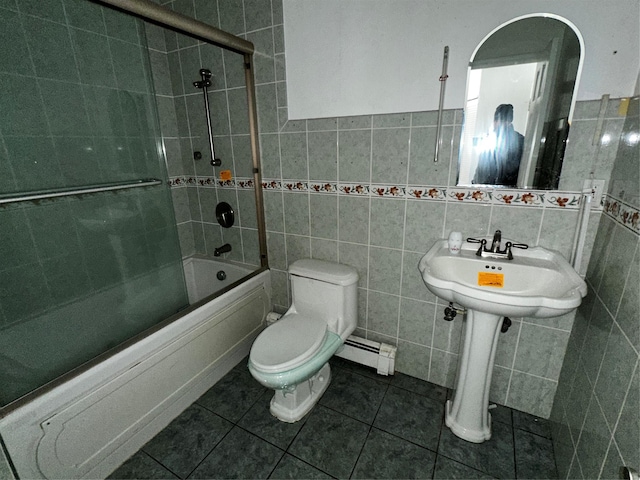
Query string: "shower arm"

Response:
xmin=194 ymin=69 xmax=222 ymax=167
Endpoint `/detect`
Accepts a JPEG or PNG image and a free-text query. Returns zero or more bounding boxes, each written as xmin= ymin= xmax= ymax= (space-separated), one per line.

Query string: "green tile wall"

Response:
xmin=551 ymin=97 xmax=639 ymax=479
xmin=0 ymin=1 xmax=187 ymax=406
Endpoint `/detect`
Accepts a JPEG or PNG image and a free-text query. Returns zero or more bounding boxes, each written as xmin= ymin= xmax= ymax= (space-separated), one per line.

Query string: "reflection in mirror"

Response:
xmin=457 ymin=15 xmax=582 ymax=190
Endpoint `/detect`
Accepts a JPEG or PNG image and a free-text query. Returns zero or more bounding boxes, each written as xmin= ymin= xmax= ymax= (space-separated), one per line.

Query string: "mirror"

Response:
xmin=457 ymin=15 xmax=583 ymax=190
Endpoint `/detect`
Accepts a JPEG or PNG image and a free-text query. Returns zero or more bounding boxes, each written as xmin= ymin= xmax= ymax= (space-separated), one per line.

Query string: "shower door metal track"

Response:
xmin=0 ymin=178 xmax=162 ymax=205
xmin=94 ymin=0 xmax=254 ymax=55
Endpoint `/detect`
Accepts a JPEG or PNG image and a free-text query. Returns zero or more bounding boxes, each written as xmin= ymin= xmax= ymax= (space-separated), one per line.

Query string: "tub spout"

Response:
xmin=214 ymin=243 xmax=232 ymax=257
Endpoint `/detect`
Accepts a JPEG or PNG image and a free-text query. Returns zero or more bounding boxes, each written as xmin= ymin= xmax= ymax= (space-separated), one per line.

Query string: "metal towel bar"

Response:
xmin=0 ymin=178 xmax=163 ymax=205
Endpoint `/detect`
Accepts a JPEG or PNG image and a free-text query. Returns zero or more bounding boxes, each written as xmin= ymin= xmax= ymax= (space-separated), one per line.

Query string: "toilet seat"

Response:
xmin=250 ymin=314 xmax=328 ymax=373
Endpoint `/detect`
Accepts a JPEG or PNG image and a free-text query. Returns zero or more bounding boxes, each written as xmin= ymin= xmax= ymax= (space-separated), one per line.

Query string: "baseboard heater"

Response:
xmin=266 ymin=312 xmax=396 ymax=376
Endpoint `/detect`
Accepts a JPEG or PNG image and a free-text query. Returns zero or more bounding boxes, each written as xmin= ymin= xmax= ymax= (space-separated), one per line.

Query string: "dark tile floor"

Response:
xmin=109 ymin=357 xmax=557 ymax=479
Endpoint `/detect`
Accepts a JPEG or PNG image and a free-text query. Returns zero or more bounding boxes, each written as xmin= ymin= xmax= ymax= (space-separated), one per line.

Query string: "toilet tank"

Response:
xmin=288 ymin=259 xmax=358 ymax=340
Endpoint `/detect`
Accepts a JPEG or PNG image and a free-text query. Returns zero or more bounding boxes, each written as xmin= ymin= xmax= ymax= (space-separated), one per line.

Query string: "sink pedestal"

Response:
xmin=446 ymin=309 xmax=503 ymax=443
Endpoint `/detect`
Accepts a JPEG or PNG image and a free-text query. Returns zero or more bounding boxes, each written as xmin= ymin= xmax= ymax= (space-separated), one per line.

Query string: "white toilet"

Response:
xmin=248 ymin=259 xmax=358 ymax=422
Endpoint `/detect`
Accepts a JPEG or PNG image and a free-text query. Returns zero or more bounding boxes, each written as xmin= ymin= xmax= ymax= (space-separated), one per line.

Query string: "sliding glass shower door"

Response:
xmin=0 ymin=2 xmax=188 ymax=408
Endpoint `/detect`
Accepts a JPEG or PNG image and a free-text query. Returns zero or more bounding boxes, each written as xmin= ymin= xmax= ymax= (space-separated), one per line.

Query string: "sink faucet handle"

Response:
xmin=503 ymin=241 xmax=529 ymax=260
xmin=466 ymin=237 xmax=487 ymax=257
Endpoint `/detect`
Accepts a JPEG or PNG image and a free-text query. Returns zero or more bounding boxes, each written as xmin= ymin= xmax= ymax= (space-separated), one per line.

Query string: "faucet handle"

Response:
xmin=466 ymin=237 xmax=487 ymax=256
xmin=503 ymin=242 xmax=528 ymax=260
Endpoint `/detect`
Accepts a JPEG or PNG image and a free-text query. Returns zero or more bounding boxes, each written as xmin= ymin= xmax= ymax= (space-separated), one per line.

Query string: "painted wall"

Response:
xmin=550 ymin=97 xmax=639 ymax=478
xmin=283 ymin=0 xmax=639 ymax=118
xmin=155 ymin=0 xmax=634 ymax=422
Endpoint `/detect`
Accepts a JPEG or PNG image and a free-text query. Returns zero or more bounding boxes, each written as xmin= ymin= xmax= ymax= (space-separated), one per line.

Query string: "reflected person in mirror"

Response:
xmin=472 ymin=104 xmax=524 ymax=186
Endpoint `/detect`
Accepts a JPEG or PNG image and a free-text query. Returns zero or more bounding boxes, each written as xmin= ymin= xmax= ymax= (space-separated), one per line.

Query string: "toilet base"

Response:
xmin=270 ymin=363 xmax=331 ymax=422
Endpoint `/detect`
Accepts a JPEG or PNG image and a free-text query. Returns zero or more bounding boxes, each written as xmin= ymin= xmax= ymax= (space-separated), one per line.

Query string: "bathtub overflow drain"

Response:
xmin=216 ymin=270 xmax=227 ymax=281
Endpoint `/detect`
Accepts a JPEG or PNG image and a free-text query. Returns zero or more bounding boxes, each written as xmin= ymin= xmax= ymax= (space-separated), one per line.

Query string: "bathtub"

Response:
xmin=0 ymin=257 xmax=270 ymax=479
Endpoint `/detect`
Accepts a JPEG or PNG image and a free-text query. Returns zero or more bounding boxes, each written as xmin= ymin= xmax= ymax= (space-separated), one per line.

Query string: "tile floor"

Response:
xmin=109 ymin=357 xmax=557 ymax=479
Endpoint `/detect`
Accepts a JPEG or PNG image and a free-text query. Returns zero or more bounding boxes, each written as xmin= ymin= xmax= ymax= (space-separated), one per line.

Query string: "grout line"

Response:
xmin=140 ymin=450 xmax=182 ymax=479
xmin=504 ymin=319 xmax=524 ymax=405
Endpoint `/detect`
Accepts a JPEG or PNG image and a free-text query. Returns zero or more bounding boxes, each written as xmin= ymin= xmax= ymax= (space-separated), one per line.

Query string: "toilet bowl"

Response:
xmin=248 ymin=259 xmax=358 ymax=422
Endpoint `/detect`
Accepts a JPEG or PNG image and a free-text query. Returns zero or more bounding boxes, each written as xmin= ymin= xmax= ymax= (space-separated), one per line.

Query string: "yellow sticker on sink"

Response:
xmin=478 ymin=272 xmax=504 ymax=288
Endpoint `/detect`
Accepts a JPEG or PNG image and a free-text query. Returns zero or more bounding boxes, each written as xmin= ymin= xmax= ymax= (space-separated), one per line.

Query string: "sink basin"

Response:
xmin=418 ymin=239 xmax=587 ymax=318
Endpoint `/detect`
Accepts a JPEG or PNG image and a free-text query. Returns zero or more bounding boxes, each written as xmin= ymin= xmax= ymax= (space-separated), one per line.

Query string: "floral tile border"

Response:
xmin=170 ymin=176 xmax=603 ymax=211
xmin=309 ymin=182 xmax=338 ymax=193
xmin=544 ymin=192 xmax=582 ymax=209
xmin=235 ymin=178 xmax=255 ymax=189
xmin=168 ymin=176 xmax=255 ymax=189
xmin=407 ymin=186 xmax=447 ymax=200
xmin=370 ymin=185 xmax=405 ymax=197
xmin=262 ymin=180 xmax=282 ymax=190
xmin=447 ymin=188 xmax=492 ymax=203
xmin=338 ymin=183 xmax=369 ymax=195
xmin=282 ymin=180 xmax=308 ymax=191
xmin=492 ymin=190 xmax=544 ymax=207
xmin=603 ymin=194 xmax=640 ymax=234
xmin=168 ymin=176 xmax=197 ymax=187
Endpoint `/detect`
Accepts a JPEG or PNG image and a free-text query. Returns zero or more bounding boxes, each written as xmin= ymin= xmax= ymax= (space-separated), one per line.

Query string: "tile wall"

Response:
xmin=146 ymin=0 xmax=262 ymax=267
xmin=155 ymin=0 xmax=631 ymax=419
xmin=550 ymin=97 xmax=639 ymax=479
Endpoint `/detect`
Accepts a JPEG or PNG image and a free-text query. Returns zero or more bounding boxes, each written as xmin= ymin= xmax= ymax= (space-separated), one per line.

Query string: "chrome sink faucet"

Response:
xmin=467 ymin=230 xmax=529 ymax=260
xmin=489 ymin=230 xmax=502 ymax=253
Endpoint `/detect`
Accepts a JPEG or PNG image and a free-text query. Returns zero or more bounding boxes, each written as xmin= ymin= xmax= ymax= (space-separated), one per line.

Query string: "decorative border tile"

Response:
xmin=407 ymin=186 xmax=447 ymax=200
xmin=370 ymin=184 xmax=405 ymax=197
xmin=235 ymin=178 xmax=254 ymax=189
xmin=309 ymin=182 xmax=338 ymax=193
xmin=338 ymin=183 xmax=369 ymax=195
xmin=197 ymin=176 xmax=217 ymax=187
xmin=447 ymin=188 xmax=492 ymax=203
xmin=544 ymin=192 xmax=582 ymax=209
xmin=169 ymin=176 xmax=256 ymax=189
xmin=262 ymin=180 xmax=282 ymax=190
xmin=492 ymin=190 xmax=544 ymax=207
xmin=175 ymin=175 xmax=609 ymax=217
xmin=168 ymin=176 xmax=196 ymax=186
xmin=282 ymin=180 xmax=308 ymax=191
xmin=604 ymin=194 xmax=640 ymax=234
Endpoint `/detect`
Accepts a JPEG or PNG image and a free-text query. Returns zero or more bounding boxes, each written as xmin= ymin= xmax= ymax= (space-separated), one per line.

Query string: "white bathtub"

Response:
xmin=183 ymin=256 xmax=258 ymax=303
xmin=0 ymin=257 xmax=270 ymax=479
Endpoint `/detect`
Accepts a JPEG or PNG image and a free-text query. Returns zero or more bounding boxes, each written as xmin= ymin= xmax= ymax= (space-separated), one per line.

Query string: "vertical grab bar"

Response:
xmin=193 ymin=68 xmax=222 ymax=167
xmin=434 ymin=46 xmax=449 ymax=163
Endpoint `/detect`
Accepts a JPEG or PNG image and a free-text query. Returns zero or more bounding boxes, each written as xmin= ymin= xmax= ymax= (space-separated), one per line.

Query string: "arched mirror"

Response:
xmin=457 ymin=15 xmax=583 ymax=190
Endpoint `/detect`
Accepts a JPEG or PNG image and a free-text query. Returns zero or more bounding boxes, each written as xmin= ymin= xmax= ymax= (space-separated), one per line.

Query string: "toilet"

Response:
xmin=248 ymin=259 xmax=358 ymax=422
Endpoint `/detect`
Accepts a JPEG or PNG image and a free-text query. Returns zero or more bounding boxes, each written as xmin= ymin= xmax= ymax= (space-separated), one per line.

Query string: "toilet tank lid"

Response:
xmin=289 ymin=259 xmax=358 ymax=286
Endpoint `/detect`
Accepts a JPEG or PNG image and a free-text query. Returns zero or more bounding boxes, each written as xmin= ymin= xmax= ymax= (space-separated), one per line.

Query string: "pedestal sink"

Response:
xmin=418 ymin=237 xmax=587 ymax=443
